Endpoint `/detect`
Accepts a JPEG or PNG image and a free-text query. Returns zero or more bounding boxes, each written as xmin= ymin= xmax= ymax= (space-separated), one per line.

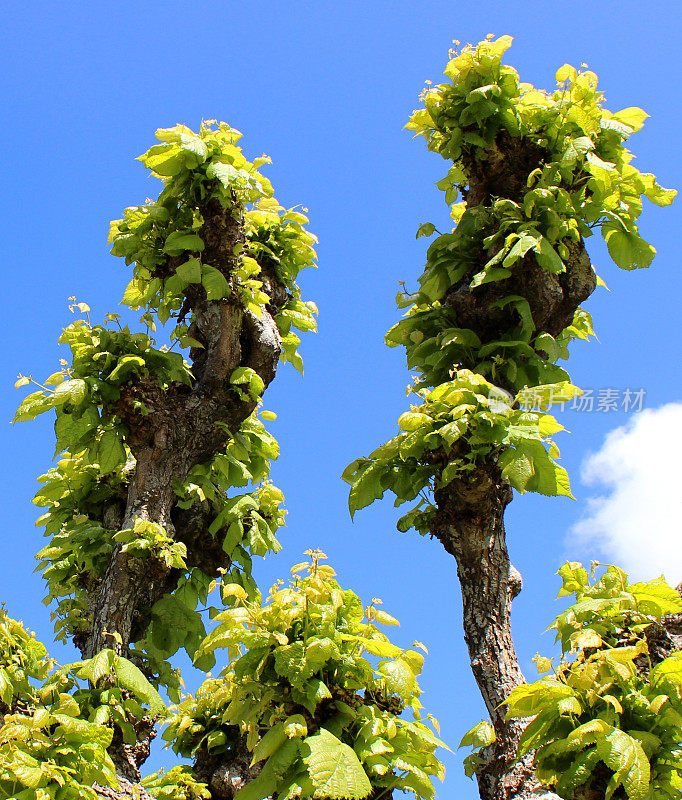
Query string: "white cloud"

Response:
xmin=569 ymin=403 xmax=682 ymax=585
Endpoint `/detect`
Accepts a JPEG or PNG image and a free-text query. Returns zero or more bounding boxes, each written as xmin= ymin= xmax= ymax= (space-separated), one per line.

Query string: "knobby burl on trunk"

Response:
xmin=429 ymin=131 xmax=596 ymax=800
xmin=79 ymin=194 xmax=287 ymax=787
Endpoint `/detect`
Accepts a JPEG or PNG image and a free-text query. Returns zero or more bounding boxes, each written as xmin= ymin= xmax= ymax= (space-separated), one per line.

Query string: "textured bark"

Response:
xmin=433 ymin=462 xmax=549 ymax=800
xmin=426 ymin=131 xmax=597 ymax=800
xmin=108 ymin=716 xmax=157 ymax=784
xmin=94 ymin=777 xmax=155 ymax=799
xmin=75 ymin=194 xmax=286 ymax=783
xmin=84 ymin=447 xmax=189 ymax=659
xmin=82 ymin=212 xmax=283 ymax=664
xmin=643 ymin=609 xmax=682 ymax=666
xmin=429 ymin=464 xmax=565 ymax=800
xmin=195 ymin=735 xmax=262 ymax=800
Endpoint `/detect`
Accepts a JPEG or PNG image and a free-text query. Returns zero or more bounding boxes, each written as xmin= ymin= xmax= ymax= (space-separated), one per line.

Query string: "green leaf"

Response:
xmin=505 ymin=679 xmax=576 ymax=718
xmin=164 ymin=232 xmax=205 ymax=256
xmin=397 ymin=412 xmax=431 ymax=432
xmin=440 ymin=328 xmax=481 ymax=348
xmin=502 ymin=439 xmax=574 ymax=498
xmin=640 ymin=173 xmax=677 ymax=207
xmin=234 ymin=740 xmax=299 ymax=800
xmin=536 ymin=237 xmax=565 ymax=273
xmin=557 ymin=562 xmax=589 ymax=597
xmin=555 ymin=63 xmax=577 ymax=83
xmin=233 ymin=775 xmax=278 ymax=800
xmin=113 ymin=655 xmax=166 ymax=716
xmin=629 ymin=577 xmax=682 ymax=618
xmin=529 ymin=458 xmax=572 ymax=498
xmin=206 ymin=161 xmax=241 ymax=188
xmin=0 ymin=668 xmax=12 ymax=705
xmin=142 ymin=146 xmax=186 ymax=176
xmin=97 ymin=430 xmax=126 ymax=475
xmin=201 ymin=265 xmax=231 ymax=300
xmin=10 ymin=750 xmax=43 ymax=789
xmin=78 ymin=649 xmax=115 ymax=684
xmin=503 ymin=234 xmax=539 ymax=268
xmin=651 ymin=652 xmax=682 ymax=687
xmin=347 ymin=461 xmax=388 ymax=518
xmin=611 ymin=107 xmax=649 ymax=133
xmin=561 ymin=135 xmax=594 ymax=165
xmin=230 ymin=367 xmax=265 ymax=399
xmin=416 ymin=223 xmax=436 ymax=239
xmin=273 ymin=642 xmax=307 ymax=683
xmin=108 ymin=355 xmax=146 ymax=382
xmin=165 ymin=258 xmax=203 ymax=295
xmin=378 ymin=659 xmax=416 ymax=697
xmin=260 ymin=739 xmax=300 ymax=782
xmin=122 ymin=277 xmax=150 ymax=308
xmin=178 ymin=134 xmax=209 ymax=162
xmin=52 ymin=378 xmax=87 ymax=407
xmin=534 ymin=332 xmax=558 ymax=361
xmin=251 ymin=723 xmax=287 ymax=766
xmin=595 ymin=727 xmax=650 ymax=800
xmin=305 ymin=678 xmax=332 ymax=708
xmin=302 ymin=728 xmax=372 ymax=799
xmin=499 ymin=447 xmax=533 ymax=492
xmin=340 ymin=635 xmax=402 ymax=659
xmin=470 ymin=266 xmax=511 ymax=288
xmin=537 ymin=414 xmax=563 ymax=437
xmin=247 ymin=517 xmax=281 ymax=557
xmin=555 ymin=748 xmax=601 ymax=795
xmin=459 ymin=720 xmax=495 ymax=749
xmin=516 ymin=381 xmax=581 ymax=409
xmin=603 ymin=225 xmax=656 ymax=270
xmin=12 ymin=390 xmax=54 ymax=422
xmin=206 ymin=730 xmax=227 ymax=751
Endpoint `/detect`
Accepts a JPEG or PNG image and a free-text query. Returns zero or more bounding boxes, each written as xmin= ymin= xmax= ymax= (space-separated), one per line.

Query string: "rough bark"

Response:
xmin=427 ymin=131 xmax=596 ymax=800
xmin=433 ymin=462 xmax=550 ymax=800
xmin=195 ymin=735 xmax=263 ymax=800
xmin=94 ymin=777 xmax=156 ymax=800
xmin=75 ymin=194 xmax=286 ymax=785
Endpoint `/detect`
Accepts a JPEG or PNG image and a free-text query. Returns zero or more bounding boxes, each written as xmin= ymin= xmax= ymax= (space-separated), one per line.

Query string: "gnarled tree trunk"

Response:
xmin=426 ymin=132 xmax=596 ymax=800
xmin=77 ymin=196 xmax=288 ymax=789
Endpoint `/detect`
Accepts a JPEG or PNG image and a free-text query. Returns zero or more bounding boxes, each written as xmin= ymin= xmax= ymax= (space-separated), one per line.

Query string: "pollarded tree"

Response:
xmin=4 ymin=123 xmax=447 ymax=800
xmin=343 ymin=35 xmax=678 ymax=800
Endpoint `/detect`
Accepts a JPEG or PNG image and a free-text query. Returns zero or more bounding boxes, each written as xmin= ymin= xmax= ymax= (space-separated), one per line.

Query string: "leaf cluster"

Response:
xmin=162 ymin=553 xmax=448 ymax=800
xmin=397 ymin=35 xmax=674 ymax=386
xmin=409 ymin=34 xmax=674 ymax=267
xmin=142 ymin=765 xmax=211 ymax=799
xmin=0 ymin=616 xmax=169 ymax=799
xmin=0 ymin=609 xmax=51 ymax=713
xmin=33 ymin=405 xmax=286 ymax=693
xmin=344 ymin=370 xmax=575 ymax=535
xmin=502 ymin=564 xmax=682 ymax=799
xmin=109 ymin=122 xmax=318 ymax=373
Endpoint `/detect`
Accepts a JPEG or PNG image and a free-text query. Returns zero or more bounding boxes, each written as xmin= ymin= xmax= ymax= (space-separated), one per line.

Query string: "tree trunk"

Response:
xmin=72 ymin=194 xmax=287 ymax=785
xmin=432 ymin=462 xmax=556 ymax=799
xmin=414 ymin=128 xmax=598 ymax=800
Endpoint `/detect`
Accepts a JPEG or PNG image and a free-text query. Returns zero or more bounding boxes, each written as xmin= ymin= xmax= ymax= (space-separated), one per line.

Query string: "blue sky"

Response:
xmin=2 ymin=2 xmax=681 ymax=797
